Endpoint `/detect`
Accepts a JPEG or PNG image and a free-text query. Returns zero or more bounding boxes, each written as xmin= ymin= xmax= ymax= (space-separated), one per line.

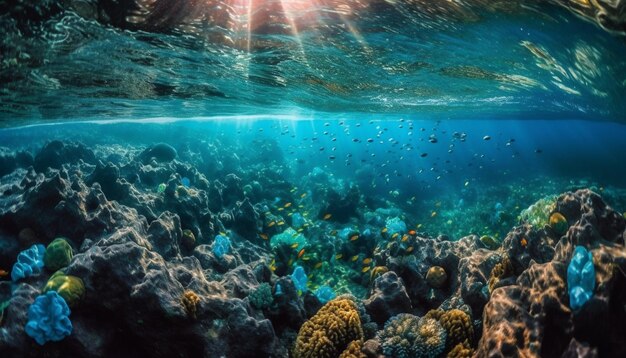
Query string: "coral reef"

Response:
xmin=43 ymin=271 xmax=85 ymax=306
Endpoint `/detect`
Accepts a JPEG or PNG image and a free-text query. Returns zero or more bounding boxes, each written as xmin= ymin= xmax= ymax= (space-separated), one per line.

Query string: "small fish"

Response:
xmin=291 ymin=243 xmax=299 ymax=249
xmin=431 ymin=211 xmax=437 ymax=218
xmin=330 ymin=230 xmax=338 ymax=236
xmin=323 ymin=213 xmax=332 ymax=220
xmin=391 ymin=233 xmax=399 ymax=240
xmin=259 ymin=233 xmax=269 ymax=240
xmin=520 ymin=238 xmax=528 ymax=247
xmin=351 ymin=255 xmax=359 ymax=262
xmin=288 ymin=259 xmax=294 ymax=266
xmin=287 ymin=212 xmax=293 ymax=217
xmin=483 ymin=135 xmax=491 ymax=141
xmin=298 ymin=204 xmax=305 ymax=208
xmin=350 ymin=234 xmax=359 ymax=241
xmin=277 ymin=221 xmax=285 ymax=226
xmin=267 ymin=221 xmax=276 ymax=227
xmin=362 ymin=266 xmax=371 ymax=273
xmin=335 ymin=254 xmax=343 ymax=260
xmin=381 ymin=227 xmax=388 ymax=233
xmin=297 ymin=228 xmax=304 ymax=233
xmin=277 ymin=207 xmax=284 ymax=211
xmin=292 ymin=232 xmax=300 ymax=238
xmin=408 ymin=230 xmax=416 ymax=235
xmin=406 ymin=246 xmax=414 ymax=253
xmin=0 ymin=269 xmax=8 ymax=277
xmin=284 ymin=202 xmax=292 ymax=208
xmin=362 ymin=258 xmax=372 ymax=265
xmin=300 ymin=193 xmax=307 ymax=198
xmin=297 ymin=248 xmax=305 ymax=259
xmin=401 ymin=235 xmax=409 ymax=242
xmin=314 ymin=262 xmax=323 ymax=269
xmin=290 ymin=187 xmax=298 ymax=193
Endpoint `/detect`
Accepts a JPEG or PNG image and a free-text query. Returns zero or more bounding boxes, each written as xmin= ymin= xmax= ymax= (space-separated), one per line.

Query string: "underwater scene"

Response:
xmin=2 ymin=0 xmax=626 ymax=357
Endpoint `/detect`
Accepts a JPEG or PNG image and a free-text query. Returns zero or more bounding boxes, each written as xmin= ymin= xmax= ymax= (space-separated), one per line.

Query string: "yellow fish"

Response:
xmin=314 ymin=262 xmax=323 ymax=269
xmin=291 ymin=243 xmax=299 ymax=249
xmin=300 ymin=193 xmax=307 ymax=198
xmin=298 ymin=205 xmax=305 ymax=208
xmin=267 ymin=221 xmax=276 ymax=227
xmin=297 ymin=228 xmax=304 ymax=233
xmin=323 ymin=213 xmax=332 ymax=220
xmin=401 ymin=235 xmax=409 ymax=242
xmin=290 ymin=187 xmax=298 ymax=193
xmin=335 ymin=254 xmax=343 ymax=260
xmin=362 ymin=258 xmax=372 ymax=265
xmin=287 ymin=213 xmax=293 ymax=217
xmin=381 ymin=227 xmax=388 ymax=234
xmin=361 ymin=266 xmax=371 ymax=273
xmin=277 ymin=221 xmax=285 ymax=226
xmin=350 ymin=234 xmax=359 ymax=241
xmin=277 ymin=207 xmax=284 ymax=211
xmin=288 ymin=259 xmax=293 ymax=266
xmin=292 ymin=232 xmax=300 ymax=238
xmin=431 ymin=211 xmax=437 ymax=218
xmin=259 ymin=233 xmax=269 ymax=240
xmin=391 ymin=233 xmax=399 ymax=240
xmin=351 ymin=255 xmax=359 ymax=262
xmin=406 ymin=246 xmax=414 ymax=253
xmin=284 ymin=202 xmax=292 ymax=208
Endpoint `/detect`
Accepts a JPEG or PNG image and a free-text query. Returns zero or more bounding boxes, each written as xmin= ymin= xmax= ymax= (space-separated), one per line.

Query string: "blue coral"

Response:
xmin=314 ymin=285 xmax=336 ymax=304
xmin=25 ymin=291 xmax=72 ymax=345
xmin=11 ymin=244 xmax=46 ymax=282
xmin=212 ymin=234 xmax=231 ymax=258
xmin=291 ymin=266 xmax=308 ymax=293
xmin=567 ymin=245 xmax=595 ymax=311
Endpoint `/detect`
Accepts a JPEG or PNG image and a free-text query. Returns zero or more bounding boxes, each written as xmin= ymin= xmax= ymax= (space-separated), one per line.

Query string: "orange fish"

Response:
xmin=259 ymin=233 xmax=269 ymax=240
xmin=520 ymin=238 xmax=528 ymax=247
xmin=408 ymin=230 xmax=416 ymax=235
xmin=350 ymin=234 xmax=359 ymax=241
xmin=401 ymin=235 xmax=409 ymax=242
xmin=297 ymin=248 xmax=305 ymax=259
xmin=362 ymin=258 xmax=372 ymax=265
xmin=267 ymin=221 xmax=276 ymax=227
xmin=0 ymin=269 xmax=8 ymax=277
xmin=323 ymin=213 xmax=332 ymax=220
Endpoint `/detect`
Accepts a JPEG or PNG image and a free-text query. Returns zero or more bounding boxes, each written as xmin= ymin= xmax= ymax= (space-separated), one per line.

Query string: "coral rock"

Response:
xmin=364 ymin=271 xmax=412 ymax=325
xmin=426 ymin=266 xmax=447 ymax=289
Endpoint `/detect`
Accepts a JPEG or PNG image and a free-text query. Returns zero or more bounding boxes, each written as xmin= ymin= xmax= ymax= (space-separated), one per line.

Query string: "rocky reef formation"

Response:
xmin=1 ymin=140 xmax=625 ymax=358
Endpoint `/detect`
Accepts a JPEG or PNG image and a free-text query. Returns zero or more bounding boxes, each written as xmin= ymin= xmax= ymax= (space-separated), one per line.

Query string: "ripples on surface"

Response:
xmin=0 ymin=0 xmax=625 ymax=124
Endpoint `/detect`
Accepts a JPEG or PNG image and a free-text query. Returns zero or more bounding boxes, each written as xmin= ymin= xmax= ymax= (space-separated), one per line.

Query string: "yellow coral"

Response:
xmin=338 ymin=340 xmax=366 ymax=358
xmin=447 ymin=342 xmax=473 ymax=358
xmin=293 ymin=298 xmax=364 ymax=358
xmin=440 ymin=309 xmax=473 ymax=350
xmin=182 ymin=290 xmax=200 ymax=319
xmin=488 ymin=255 xmax=514 ymax=293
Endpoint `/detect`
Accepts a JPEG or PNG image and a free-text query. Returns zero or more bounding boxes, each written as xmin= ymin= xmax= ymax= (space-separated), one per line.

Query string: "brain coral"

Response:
xmin=43 ymin=237 xmax=73 ymax=272
xmin=43 ymin=271 xmax=85 ymax=307
xmin=293 ymin=298 xmax=363 ymax=358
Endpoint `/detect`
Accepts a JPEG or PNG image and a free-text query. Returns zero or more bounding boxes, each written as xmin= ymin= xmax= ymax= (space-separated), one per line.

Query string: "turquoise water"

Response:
xmin=1 ymin=1 xmax=626 ymax=122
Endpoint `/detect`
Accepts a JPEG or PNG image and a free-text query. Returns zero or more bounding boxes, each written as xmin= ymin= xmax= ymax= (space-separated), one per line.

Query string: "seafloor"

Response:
xmin=1 ymin=139 xmax=625 ymax=357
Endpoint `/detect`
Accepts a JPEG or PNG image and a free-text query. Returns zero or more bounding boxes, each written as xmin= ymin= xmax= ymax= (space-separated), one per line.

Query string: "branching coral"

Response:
xmin=293 ymin=298 xmax=364 ymax=358
xmin=338 ymin=340 xmax=366 ymax=358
